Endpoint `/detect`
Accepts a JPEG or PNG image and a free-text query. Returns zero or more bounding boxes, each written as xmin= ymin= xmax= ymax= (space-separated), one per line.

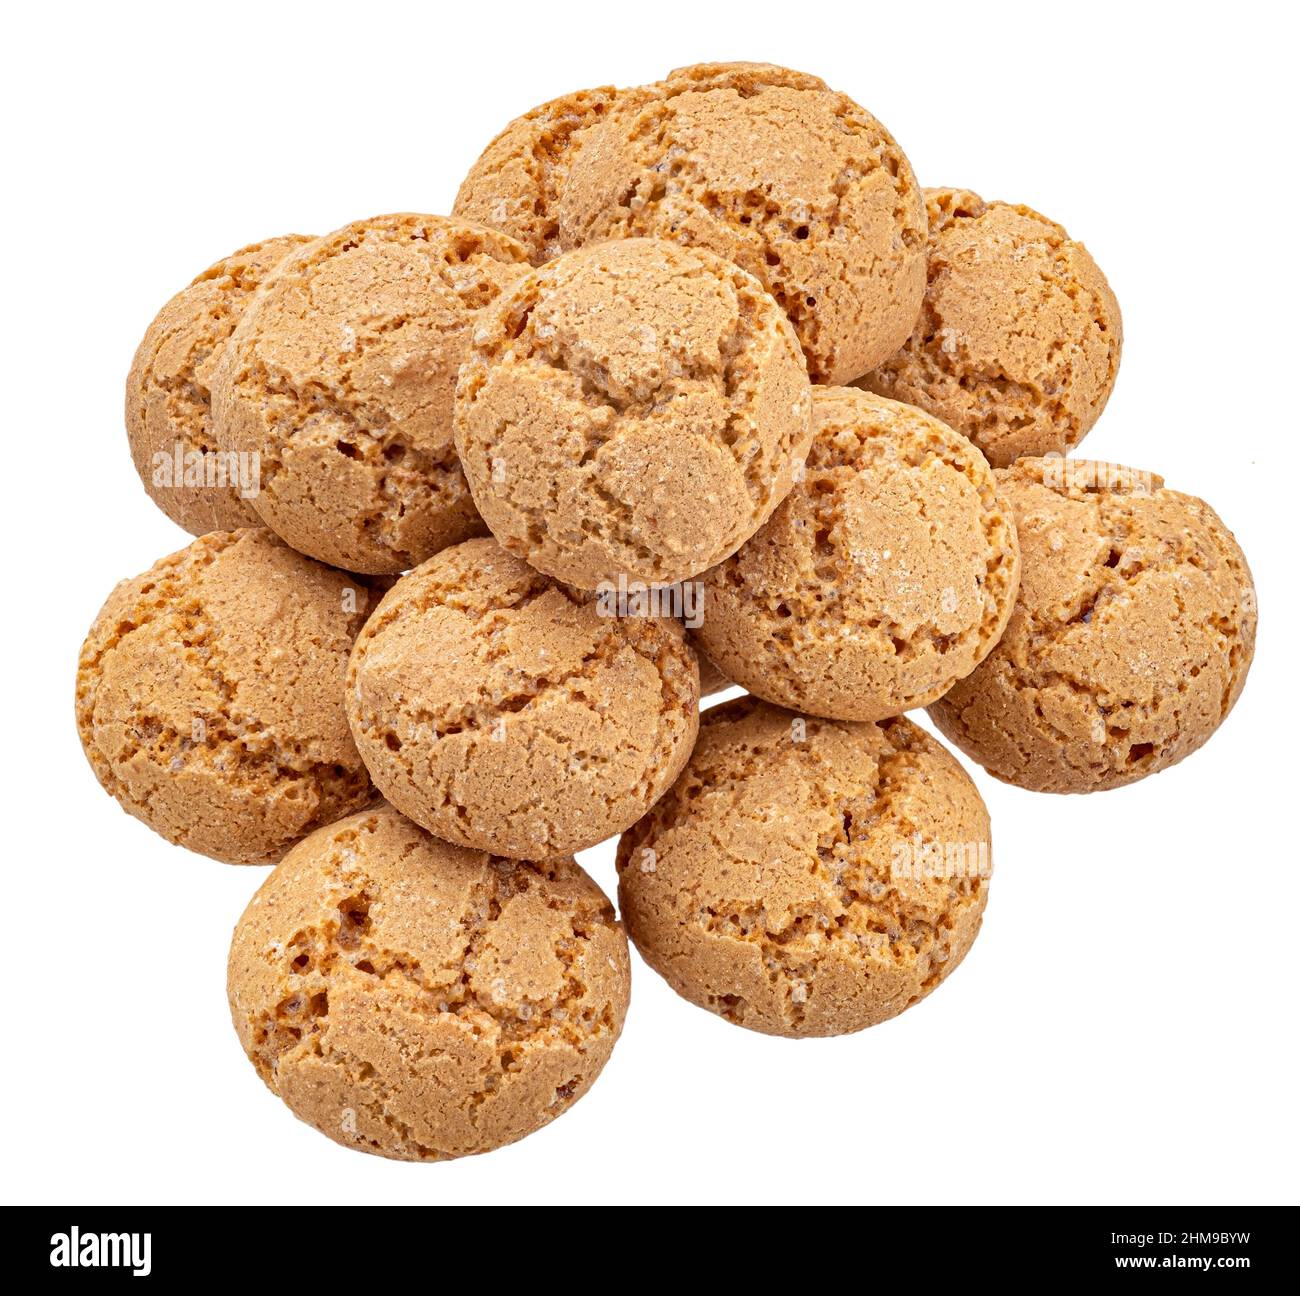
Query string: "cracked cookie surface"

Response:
xmin=227 ymin=805 xmax=631 ymax=1161
xmin=346 ymin=536 xmax=700 ymax=857
xmin=75 ymin=529 xmax=379 ymax=864
xmin=126 ymin=234 xmax=313 ymax=534
xmin=454 ymin=237 xmax=813 ymax=589
xmin=211 ymin=213 xmax=531 ymax=574
xmin=554 ymin=62 xmax=927 ymax=385
xmin=697 ymin=387 xmax=1020 ymax=720
xmin=858 ymin=188 xmax=1122 ymax=466
xmin=928 ymin=458 xmax=1256 ymax=791
xmin=617 ymin=696 xmax=990 ymax=1037
xmin=453 ymin=84 xmax=627 ymax=264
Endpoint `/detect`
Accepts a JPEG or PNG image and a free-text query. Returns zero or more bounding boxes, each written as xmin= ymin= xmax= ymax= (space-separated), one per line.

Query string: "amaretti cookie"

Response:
xmin=929 ymin=458 xmax=1256 ymax=791
xmin=453 ymin=84 xmax=626 ymax=264
xmin=228 ymin=805 xmax=631 ymax=1162
xmin=126 ymin=234 xmax=313 ymax=535
xmin=858 ymin=188 xmax=1122 ymax=466
xmin=555 ymin=62 xmax=927 ymax=384
xmin=346 ymin=536 xmax=700 ymax=857
xmin=75 ymin=529 xmax=378 ymax=864
xmin=617 ymin=697 xmax=991 ymax=1037
xmin=454 ymin=237 xmax=813 ymax=589
xmin=211 ymin=213 xmax=532 ymax=574
xmin=696 ymin=388 xmax=1020 ymax=721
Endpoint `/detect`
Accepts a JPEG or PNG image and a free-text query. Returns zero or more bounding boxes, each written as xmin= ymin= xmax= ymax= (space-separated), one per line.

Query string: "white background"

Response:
xmin=3 ymin=0 xmax=1295 ymax=1206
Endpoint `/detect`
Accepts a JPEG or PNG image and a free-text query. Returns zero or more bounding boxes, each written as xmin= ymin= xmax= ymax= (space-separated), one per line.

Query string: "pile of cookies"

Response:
xmin=77 ymin=62 xmax=1258 ymax=1162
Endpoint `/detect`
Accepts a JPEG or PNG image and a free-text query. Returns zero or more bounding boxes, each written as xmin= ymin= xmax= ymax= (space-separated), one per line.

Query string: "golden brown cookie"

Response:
xmin=929 ymin=458 xmax=1256 ymax=791
xmin=454 ymin=238 xmax=813 ymax=589
xmin=617 ymin=697 xmax=991 ymax=1037
xmin=75 ymin=529 xmax=379 ymax=864
xmin=346 ymin=536 xmax=700 ymax=857
xmin=858 ymin=188 xmax=1122 ymax=466
xmin=555 ymin=62 xmax=927 ymax=384
xmin=453 ymin=85 xmax=626 ymax=264
xmin=696 ymin=387 xmax=1020 ymax=720
xmin=211 ymin=213 xmax=532 ymax=574
xmin=228 ymin=805 xmax=631 ymax=1161
xmin=126 ymin=235 xmax=313 ymax=535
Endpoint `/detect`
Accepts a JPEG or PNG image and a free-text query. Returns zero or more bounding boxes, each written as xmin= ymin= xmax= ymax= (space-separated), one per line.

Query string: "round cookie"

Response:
xmin=858 ymin=188 xmax=1122 ymax=467
xmin=929 ymin=458 xmax=1256 ymax=791
xmin=75 ymin=529 xmax=379 ymax=864
xmin=211 ymin=213 xmax=532 ymax=574
xmin=346 ymin=536 xmax=700 ymax=857
xmin=228 ymin=805 xmax=631 ymax=1162
xmin=555 ymin=62 xmax=927 ymax=384
xmin=126 ymin=234 xmax=313 ymax=535
xmin=696 ymin=387 xmax=1020 ymax=721
xmin=453 ymin=84 xmax=626 ymax=264
xmin=617 ymin=697 xmax=991 ymax=1038
xmin=454 ymin=237 xmax=813 ymax=589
